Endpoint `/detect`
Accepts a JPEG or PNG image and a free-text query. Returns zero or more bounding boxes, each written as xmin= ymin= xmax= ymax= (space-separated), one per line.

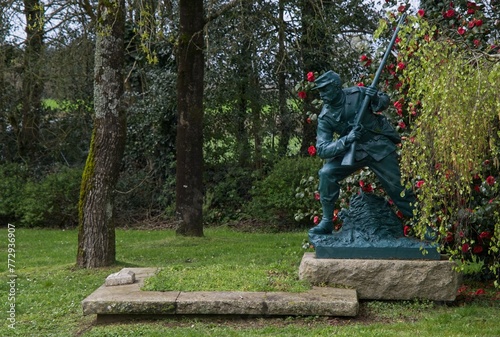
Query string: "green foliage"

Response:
xmin=245 ymin=156 xmax=322 ymax=227
xmin=0 ymin=164 xmax=82 ymax=227
xmin=392 ymin=14 xmax=500 ymax=281
xmin=17 ymin=165 xmax=82 ymax=227
xmin=203 ymin=165 xmax=256 ymax=225
xmin=0 ymin=164 xmax=29 ymax=223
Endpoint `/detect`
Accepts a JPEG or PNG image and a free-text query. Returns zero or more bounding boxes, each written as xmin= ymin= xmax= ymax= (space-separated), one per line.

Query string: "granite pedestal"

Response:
xmin=299 ymin=252 xmax=461 ymax=301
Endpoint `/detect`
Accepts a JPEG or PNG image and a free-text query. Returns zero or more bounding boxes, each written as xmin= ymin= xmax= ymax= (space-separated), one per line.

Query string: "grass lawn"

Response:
xmin=0 ymin=227 xmax=499 ymax=337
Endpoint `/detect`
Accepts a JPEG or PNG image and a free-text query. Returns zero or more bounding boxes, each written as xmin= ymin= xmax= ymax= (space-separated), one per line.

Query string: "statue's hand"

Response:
xmin=345 ymin=125 xmax=362 ymax=144
xmin=365 ymin=86 xmax=377 ymax=97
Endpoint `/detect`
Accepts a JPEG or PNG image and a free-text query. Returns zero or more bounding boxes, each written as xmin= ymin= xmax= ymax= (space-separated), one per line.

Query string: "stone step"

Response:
xmin=82 ymin=268 xmax=359 ymax=318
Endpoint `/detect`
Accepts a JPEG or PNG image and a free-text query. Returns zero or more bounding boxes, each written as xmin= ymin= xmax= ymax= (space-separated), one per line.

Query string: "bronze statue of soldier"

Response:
xmin=308 ymin=70 xmax=415 ymax=235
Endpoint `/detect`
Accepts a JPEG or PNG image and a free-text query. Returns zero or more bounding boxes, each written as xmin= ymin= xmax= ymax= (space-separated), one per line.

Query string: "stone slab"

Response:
xmin=105 ymin=269 xmax=136 ymax=286
xmin=82 ymin=268 xmax=359 ymax=317
xmin=299 ymin=252 xmax=461 ymax=302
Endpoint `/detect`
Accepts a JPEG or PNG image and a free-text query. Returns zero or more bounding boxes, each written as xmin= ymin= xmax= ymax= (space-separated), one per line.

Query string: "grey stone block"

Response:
xmin=105 ymin=269 xmax=136 ymax=286
xmin=299 ymin=252 xmax=461 ymax=301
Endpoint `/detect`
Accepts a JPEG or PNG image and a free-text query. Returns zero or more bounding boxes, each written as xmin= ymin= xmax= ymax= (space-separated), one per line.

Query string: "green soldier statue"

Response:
xmin=308 ymin=70 xmax=415 ymax=235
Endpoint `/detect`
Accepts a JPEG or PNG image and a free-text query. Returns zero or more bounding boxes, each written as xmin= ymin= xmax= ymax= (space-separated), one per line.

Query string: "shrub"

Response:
xmin=17 ymin=166 xmax=82 ymax=227
xmin=0 ymin=164 xmax=29 ymax=224
xmin=245 ymin=156 xmax=322 ymax=228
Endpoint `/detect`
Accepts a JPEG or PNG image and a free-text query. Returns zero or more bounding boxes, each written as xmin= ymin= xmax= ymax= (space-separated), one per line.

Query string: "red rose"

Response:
xmin=415 ymin=180 xmax=425 ymax=188
xmin=486 ymin=175 xmax=495 ymax=186
xmin=397 ymin=5 xmax=406 ymax=12
xmin=313 ymin=216 xmax=320 ymax=224
xmin=403 ymin=225 xmax=411 ymax=236
xmin=444 ymin=9 xmax=455 ymax=18
xmin=479 ymin=231 xmax=492 ymax=239
xmin=360 ymin=54 xmax=369 ymax=61
xmin=357 ymin=82 xmax=364 ymax=87
xmin=417 ymin=9 xmax=425 ymax=17
xmin=472 ymin=245 xmax=483 ymax=254
xmin=396 ymin=210 xmax=404 ymax=219
xmin=475 ymin=288 xmax=485 ymax=295
xmin=307 ymin=71 xmax=315 ymax=82
xmin=474 ymin=39 xmax=480 ymax=47
xmin=467 ymin=8 xmax=475 ymax=14
xmin=474 ymin=19 xmax=483 ymax=27
xmin=462 ymin=243 xmax=470 ymax=253
xmin=308 ymin=145 xmax=316 ymax=156
xmin=395 ymin=37 xmax=401 ymax=44
xmin=394 ymin=101 xmax=403 ymax=109
xmin=398 ymin=121 xmax=406 ymax=129
xmin=306 ymin=117 xmax=311 ymax=124
xmin=362 ymin=183 xmax=373 ymax=193
xmin=298 ymin=91 xmax=307 ymax=99
xmin=458 ymin=27 xmax=466 ymax=35
xmin=314 ymin=192 xmax=320 ymax=200
xmin=397 ymin=62 xmax=406 ymax=70
xmin=468 ymin=21 xmax=475 ymax=28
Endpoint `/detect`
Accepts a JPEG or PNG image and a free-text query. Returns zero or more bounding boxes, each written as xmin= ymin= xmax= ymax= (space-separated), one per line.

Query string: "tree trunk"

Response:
xmin=277 ymin=0 xmax=290 ymax=157
xmin=19 ymin=0 xmax=44 ymax=161
xmin=77 ymin=0 xmax=126 ymax=268
xmin=175 ymin=0 xmax=204 ymax=237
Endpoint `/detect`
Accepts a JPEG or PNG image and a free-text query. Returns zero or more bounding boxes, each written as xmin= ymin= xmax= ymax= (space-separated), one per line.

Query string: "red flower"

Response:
xmin=308 ymin=145 xmax=316 ymax=156
xmin=313 ymin=216 xmax=320 ymax=224
xmin=479 ymin=231 xmax=492 ymax=240
xmin=397 ymin=62 xmax=406 ymax=70
xmin=462 ymin=243 xmax=470 ymax=253
xmin=314 ymin=192 xmax=320 ymax=200
xmin=486 ymin=175 xmax=495 ymax=186
xmin=472 ymin=245 xmax=483 ymax=254
xmin=475 ymin=288 xmax=486 ymax=295
xmin=474 ymin=19 xmax=483 ymax=27
xmin=417 ymin=9 xmax=425 ymax=17
xmin=473 ymin=39 xmax=480 ymax=47
xmin=360 ymin=54 xmax=369 ymax=61
xmin=397 ymin=5 xmax=406 ymax=12
xmin=306 ymin=117 xmax=312 ymax=124
xmin=362 ymin=183 xmax=373 ymax=193
xmin=415 ymin=180 xmax=425 ymax=188
xmin=396 ymin=210 xmax=404 ymax=219
xmin=467 ymin=8 xmax=475 ymax=14
xmin=458 ymin=27 xmax=466 ymax=35
xmin=298 ymin=91 xmax=307 ymax=99
xmin=444 ymin=9 xmax=455 ymax=18
xmin=403 ymin=225 xmax=411 ymax=236
xmin=357 ymin=82 xmax=365 ymax=87
xmin=468 ymin=21 xmax=475 ymax=28
xmin=307 ymin=71 xmax=315 ymax=82
xmin=394 ymin=101 xmax=403 ymax=110
xmin=395 ymin=37 xmax=401 ymax=44
xmin=398 ymin=121 xmax=406 ymax=129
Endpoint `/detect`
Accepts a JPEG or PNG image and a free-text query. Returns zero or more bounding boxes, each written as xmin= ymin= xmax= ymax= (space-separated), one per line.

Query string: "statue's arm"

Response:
xmin=316 ymin=117 xmax=355 ymax=159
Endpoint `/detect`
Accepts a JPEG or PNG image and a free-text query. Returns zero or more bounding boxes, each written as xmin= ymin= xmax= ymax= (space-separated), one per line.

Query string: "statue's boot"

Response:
xmin=308 ymin=204 xmax=334 ymax=235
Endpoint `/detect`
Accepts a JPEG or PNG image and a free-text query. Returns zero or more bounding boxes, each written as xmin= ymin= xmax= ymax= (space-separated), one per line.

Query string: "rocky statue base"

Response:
xmin=309 ymin=192 xmax=440 ymax=260
xmin=299 ymin=252 xmax=461 ymax=301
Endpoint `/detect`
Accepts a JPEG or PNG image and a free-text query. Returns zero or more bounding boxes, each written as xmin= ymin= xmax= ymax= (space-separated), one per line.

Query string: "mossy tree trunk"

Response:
xmin=175 ymin=0 xmax=204 ymax=236
xmin=77 ymin=0 xmax=126 ymax=268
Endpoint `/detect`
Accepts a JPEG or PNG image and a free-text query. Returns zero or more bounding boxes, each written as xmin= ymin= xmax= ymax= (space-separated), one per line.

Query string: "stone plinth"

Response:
xmin=83 ymin=268 xmax=359 ymax=317
xmin=299 ymin=253 xmax=461 ymax=301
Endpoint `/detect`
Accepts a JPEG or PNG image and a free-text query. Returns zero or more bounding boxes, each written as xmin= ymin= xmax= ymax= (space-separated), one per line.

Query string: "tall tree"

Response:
xmin=175 ymin=0 xmax=205 ymax=236
xmin=77 ymin=0 xmax=126 ymax=268
xmin=19 ymin=0 xmax=44 ymax=160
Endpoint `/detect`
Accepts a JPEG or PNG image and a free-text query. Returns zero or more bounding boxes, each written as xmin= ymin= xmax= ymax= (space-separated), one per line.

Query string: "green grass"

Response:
xmin=0 ymin=227 xmax=499 ymax=337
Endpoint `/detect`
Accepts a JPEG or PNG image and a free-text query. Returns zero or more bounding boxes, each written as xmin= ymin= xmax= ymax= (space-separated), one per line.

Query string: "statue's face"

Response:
xmin=319 ymin=82 xmax=342 ymax=103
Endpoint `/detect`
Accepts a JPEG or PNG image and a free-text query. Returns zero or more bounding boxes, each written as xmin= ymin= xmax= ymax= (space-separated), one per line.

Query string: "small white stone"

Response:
xmin=105 ymin=269 xmax=136 ymax=286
